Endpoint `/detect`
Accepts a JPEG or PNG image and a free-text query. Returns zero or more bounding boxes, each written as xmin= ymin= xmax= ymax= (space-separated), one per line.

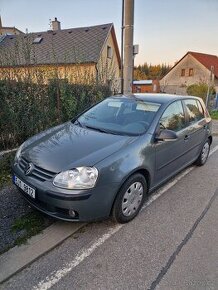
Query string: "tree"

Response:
xmin=186 ymin=83 xmax=215 ymax=103
xmin=133 ymin=63 xmax=171 ymax=80
xmin=133 ymin=68 xmax=147 ymax=80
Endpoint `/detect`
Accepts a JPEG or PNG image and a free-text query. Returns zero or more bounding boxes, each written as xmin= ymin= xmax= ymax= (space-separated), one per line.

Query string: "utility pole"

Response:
xmin=206 ymin=66 xmax=214 ymax=108
xmin=123 ymin=0 xmax=134 ymax=95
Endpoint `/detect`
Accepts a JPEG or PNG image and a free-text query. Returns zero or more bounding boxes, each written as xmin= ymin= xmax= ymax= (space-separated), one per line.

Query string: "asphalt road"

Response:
xmin=1 ymin=137 xmax=218 ymax=290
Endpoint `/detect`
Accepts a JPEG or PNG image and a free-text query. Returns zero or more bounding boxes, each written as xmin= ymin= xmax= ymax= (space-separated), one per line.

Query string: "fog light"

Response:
xmin=69 ymin=209 xmax=76 ymax=218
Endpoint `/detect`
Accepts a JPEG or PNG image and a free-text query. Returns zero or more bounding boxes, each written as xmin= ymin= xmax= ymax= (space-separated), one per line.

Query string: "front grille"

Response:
xmin=19 ymin=156 xmax=56 ymax=182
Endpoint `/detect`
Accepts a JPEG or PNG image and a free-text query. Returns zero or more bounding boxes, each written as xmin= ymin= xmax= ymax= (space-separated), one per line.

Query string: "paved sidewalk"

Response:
xmin=0 ymin=222 xmax=85 ymax=283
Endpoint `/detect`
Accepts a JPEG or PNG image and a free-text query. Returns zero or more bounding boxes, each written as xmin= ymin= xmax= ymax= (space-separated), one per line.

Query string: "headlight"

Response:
xmin=53 ymin=167 xmax=98 ymax=190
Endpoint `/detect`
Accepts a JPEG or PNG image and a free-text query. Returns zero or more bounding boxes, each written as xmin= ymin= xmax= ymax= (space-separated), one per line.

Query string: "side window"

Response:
xmin=160 ymin=101 xmax=186 ymax=132
xmin=184 ymin=99 xmax=204 ymax=123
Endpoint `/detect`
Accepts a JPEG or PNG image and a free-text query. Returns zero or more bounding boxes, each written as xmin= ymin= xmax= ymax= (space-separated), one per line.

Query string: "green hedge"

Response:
xmin=0 ymin=79 xmax=111 ymax=150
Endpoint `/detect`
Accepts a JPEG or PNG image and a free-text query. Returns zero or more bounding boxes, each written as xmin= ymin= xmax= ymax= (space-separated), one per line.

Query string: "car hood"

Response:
xmin=21 ymin=122 xmax=136 ymax=172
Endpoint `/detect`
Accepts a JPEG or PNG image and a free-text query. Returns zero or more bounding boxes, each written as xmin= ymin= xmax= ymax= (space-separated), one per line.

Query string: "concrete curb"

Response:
xmin=0 ymin=221 xmax=86 ymax=284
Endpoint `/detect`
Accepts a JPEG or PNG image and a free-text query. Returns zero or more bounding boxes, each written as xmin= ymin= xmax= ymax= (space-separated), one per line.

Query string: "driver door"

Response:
xmin=154 ymin=100 xmax=190 ymax=186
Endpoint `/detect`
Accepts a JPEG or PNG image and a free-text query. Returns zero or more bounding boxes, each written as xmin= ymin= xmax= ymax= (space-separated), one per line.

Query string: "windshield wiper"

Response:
xmin=84 ymin=125 xmax=121 ymax=135
xmin=74 ymin=119 xmax=86 ymax=128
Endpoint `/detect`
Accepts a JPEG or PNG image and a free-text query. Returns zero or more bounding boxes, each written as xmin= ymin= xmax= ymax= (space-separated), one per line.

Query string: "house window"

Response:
xmin=107 ymin=46 xmax=112 ymax=59
xmin=189 ymin=68 xmax=194 ymax=76
xmin=181 ymin=69 xmax=185 ymax=76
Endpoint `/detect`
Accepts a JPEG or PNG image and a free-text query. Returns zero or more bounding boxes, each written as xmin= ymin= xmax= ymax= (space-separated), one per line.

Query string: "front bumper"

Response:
xmin=12 ymin=163 xmax=119 ymax=222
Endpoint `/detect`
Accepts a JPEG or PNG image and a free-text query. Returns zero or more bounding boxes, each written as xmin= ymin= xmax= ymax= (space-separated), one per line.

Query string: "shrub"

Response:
xmin=186 ymin=83 xmax=215 ymax=104
xmin=0 ymin=79 xmax=112 ymax=150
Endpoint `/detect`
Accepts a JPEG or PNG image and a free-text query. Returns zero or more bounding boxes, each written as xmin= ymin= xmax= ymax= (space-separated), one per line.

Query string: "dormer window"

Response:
xmin=33 ymin=37 xmax=43 ymax=44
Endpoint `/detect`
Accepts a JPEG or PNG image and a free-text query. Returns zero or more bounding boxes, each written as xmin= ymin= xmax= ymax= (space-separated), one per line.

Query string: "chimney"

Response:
xmin=52 ymin=17 xmax=61 ymax=31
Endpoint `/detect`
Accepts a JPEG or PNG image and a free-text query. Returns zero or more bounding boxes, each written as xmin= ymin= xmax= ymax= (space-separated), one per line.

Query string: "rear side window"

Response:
xmin=184 ymin=99 xmax=204 ymax=123
xmin=160 ymin=101 xmax=186 ymax=132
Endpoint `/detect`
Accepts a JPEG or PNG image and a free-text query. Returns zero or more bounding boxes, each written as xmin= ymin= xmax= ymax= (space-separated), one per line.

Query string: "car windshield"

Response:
xmin=76 ymin=97 xmax=161 ymax=136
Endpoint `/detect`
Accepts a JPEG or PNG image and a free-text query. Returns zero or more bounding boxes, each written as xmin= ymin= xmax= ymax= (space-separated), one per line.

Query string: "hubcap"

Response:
xmin=122 ymin=182 xmax=143 ymax=217
xmin=201 ymin=142 xmax=210 ymax=163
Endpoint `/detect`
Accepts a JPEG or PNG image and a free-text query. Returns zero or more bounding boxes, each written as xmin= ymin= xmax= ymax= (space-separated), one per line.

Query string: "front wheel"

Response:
xmin=195 ymin=139 xmax=210 ymax=166
xmin=112 ymin=173 xmax=148 ymax=223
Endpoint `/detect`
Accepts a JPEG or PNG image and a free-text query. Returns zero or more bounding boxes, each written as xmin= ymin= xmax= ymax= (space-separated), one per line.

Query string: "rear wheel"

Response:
xmin=195 ymin=139 xmax=210 ymax=166
xmin=112 ymin=173 xmax=148 ymax=223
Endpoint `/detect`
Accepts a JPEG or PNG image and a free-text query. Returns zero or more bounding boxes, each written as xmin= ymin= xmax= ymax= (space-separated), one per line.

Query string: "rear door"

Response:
xmin=182 ymin=98 xmax=207 ymax=161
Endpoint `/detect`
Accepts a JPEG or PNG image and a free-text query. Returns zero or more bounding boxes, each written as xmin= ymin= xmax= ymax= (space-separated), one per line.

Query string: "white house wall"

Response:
xmin=160 ymin=54 xmax=212 ymax=95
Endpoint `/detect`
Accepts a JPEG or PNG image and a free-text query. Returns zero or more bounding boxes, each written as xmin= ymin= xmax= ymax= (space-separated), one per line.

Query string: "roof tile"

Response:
xmin=189 ymin=51 xmax=218 ymax=78
xmin=0 ymin=23 xmax=113 ymax=66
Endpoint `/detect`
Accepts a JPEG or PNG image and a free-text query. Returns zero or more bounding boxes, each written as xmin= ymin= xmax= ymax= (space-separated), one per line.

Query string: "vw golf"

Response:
xmin=12 ymin=94 xmax=212 ymax=223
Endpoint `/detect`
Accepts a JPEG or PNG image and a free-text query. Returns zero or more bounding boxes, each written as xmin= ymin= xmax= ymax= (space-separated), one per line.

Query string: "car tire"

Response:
xmin=195 ymin=139 xmax=210 ymax=166
xmin=112 ymin=173 xmax=148 ymax=223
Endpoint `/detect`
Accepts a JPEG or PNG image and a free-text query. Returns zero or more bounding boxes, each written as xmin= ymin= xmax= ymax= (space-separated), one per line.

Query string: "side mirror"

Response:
xmin=155 ymin=129 xmax=178 ymax=142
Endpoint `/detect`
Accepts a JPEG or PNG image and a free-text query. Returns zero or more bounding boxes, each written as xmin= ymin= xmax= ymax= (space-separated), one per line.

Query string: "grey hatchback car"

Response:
xmin=12 ymin=94 xmax=212 ymax=223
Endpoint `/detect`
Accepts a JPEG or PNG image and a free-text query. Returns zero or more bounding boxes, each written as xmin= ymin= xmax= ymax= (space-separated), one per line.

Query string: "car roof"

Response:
xmin=111 ymin=93 xmax=201 ymax=104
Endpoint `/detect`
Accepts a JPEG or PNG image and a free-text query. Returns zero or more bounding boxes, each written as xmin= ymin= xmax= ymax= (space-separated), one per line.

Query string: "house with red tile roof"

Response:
xmin=160 ymin=51 xmax=218 ymax=95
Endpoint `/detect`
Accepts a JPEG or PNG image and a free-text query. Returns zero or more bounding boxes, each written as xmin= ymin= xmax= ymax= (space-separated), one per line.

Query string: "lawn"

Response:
xmin=11 ymin=211 xmax=53 ymax=246
xmin=0 ymin=151 xmax=54 ymax=253
xmin=210 ymin=110 xmax=218 ymax=120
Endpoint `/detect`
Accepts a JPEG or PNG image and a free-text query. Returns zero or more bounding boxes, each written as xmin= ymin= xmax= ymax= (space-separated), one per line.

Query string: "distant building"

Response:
xmin=132 ymin=80 xmax=160 ymax=93
xmin=0 ymin=16 xmax=24 ymax=35
xmin=160 ymin=51 xmax=218 ymax=94
xmin=0 ymin=18 xmax=121 ymax=91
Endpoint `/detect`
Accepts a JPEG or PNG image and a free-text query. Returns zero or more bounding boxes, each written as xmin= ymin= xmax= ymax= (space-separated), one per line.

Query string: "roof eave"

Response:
xmin=96 ymin=23 xmax=121 ymax=69
xmin=0 ymin=61 xmax=97 ymax=69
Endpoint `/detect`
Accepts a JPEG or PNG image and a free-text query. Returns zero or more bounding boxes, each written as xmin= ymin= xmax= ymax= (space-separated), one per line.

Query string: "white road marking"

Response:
xmin=33 ymin=145 xmax=218 ymax=290
xmin=210 ymin=144 xmax=218 ymax=155
xmin=33 ymin=225 xmax=122 ymax=290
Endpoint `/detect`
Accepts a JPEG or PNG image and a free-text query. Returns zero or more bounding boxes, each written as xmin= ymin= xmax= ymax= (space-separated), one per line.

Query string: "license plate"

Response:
xmin=13 ymin=175 xmax=35 ymax=199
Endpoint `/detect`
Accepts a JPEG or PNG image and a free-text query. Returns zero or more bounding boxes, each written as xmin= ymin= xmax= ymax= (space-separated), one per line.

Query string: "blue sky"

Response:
xmin=1 ymin=0 xmax=218 ymax=65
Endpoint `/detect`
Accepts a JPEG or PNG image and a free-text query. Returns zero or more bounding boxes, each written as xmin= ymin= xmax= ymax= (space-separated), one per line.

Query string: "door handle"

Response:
xmin=184 ymin=135 xmax=190 ymax=141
